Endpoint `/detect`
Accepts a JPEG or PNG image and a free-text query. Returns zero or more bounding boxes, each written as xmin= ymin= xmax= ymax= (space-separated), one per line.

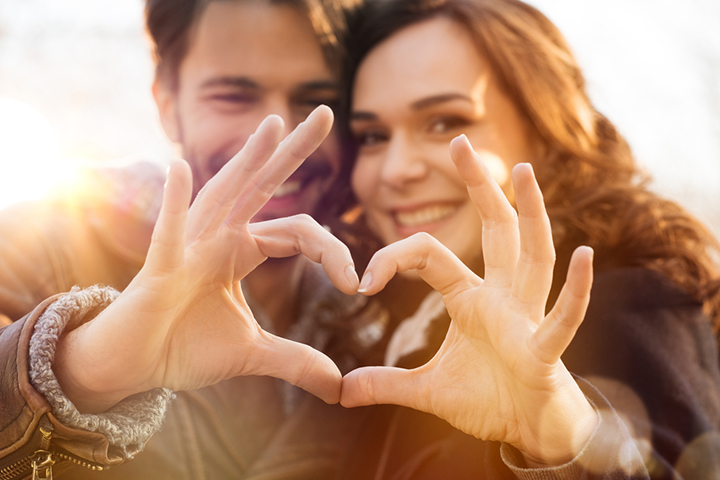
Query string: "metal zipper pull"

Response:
xmin=39 ymin=426 xmax=52 ymax=451
xmin=31 ymin=451 xmax=54 ymax=480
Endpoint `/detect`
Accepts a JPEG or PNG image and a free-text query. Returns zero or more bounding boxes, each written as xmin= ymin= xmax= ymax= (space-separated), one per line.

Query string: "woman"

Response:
xmin=330 ymin=0 xmax=720 ymax=477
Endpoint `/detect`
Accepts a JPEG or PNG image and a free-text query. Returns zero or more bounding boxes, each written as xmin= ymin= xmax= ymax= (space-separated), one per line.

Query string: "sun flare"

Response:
xmin=0 ymin=98 xmax=77 ymax=209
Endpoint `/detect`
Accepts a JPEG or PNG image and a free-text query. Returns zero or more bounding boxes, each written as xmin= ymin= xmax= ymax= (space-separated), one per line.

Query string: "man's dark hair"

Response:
xmin=145 ymin=0 xmax=359 ymax=91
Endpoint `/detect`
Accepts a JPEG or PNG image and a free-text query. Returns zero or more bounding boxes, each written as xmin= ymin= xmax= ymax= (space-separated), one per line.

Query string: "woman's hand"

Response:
xmin=341 ymin=135 xmax=597 ymax=467
xmin=55 ymin=106 xmax=359 ymax=413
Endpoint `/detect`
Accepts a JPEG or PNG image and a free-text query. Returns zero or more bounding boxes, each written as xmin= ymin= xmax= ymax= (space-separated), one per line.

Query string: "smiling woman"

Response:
xmin=0 ymin=99 xmax=76 ymax=209
xmin=331 ymin=0 xmax=720 ymax=476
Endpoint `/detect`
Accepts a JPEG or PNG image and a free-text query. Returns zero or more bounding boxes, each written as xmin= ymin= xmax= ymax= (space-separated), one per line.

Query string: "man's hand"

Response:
xmin=341 ymin=135 xmax=597 ymax=466
xmin=54 ymin=106 xmax=358 ymax=412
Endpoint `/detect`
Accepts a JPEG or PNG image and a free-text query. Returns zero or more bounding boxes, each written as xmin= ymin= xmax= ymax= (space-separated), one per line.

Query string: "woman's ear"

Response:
xmin=153 ymin=77 xmax=181 ymax=143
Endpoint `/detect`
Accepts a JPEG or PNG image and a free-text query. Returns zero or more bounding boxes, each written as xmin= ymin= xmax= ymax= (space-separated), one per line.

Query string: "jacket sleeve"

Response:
xmin=0 ymin=295 xmax=134 ymax=479
xmin=0 ymin=287 xmax=173 ymax=479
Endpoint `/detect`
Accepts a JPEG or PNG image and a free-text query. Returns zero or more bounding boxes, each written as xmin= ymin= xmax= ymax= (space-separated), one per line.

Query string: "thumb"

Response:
xmin=252 ymin=333 xmax=343 ymax=404
xmin=341 ymin=366 xmax=428 ymax=411
xmin=144 ymin=159 xmax=192 ymax=273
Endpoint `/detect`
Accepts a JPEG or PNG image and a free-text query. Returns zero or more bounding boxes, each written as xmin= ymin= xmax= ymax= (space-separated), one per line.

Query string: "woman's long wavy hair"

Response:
xmin=333 ymin=0 xmax=720 ymax=332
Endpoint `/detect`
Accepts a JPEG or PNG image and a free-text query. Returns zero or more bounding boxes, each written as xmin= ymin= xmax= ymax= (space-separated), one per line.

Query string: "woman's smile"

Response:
xmin=393 ymin=202 xmax=461 ymax=229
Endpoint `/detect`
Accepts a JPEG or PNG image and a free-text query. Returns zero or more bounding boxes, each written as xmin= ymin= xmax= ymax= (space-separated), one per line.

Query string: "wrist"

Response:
xmin=54 ymin=325 xmax=136 ymax=413
xmin=520 ymin=397 xmax=599 ymax=468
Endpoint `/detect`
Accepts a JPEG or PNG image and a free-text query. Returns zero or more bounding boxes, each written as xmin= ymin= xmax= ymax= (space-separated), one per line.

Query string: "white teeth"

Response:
xmin=394 ymin=204 xmax=458 ymax=227
xmin=272 ymin=180 xmax=302 ymax=198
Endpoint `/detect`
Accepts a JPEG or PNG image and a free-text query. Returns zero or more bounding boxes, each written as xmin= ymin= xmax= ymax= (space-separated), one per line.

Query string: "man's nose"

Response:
xmin=264 ymin=100 xmax=295 ymax=138
xmin=380 ymin=133 xmax=429 ymax=190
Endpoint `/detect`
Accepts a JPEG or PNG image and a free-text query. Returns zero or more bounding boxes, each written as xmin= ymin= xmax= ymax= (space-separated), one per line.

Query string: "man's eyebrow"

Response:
xmin=411 ymin=93 xmax=473 ymax=110
xmin=296 ymin=80 xmax=338 ymax=91
xmin=349 ymin=111 xmax=378 ymax=121
xmin=200 ymin=77 xmax=261 ymax=90
xmin=199 ymin=78 xmax=337 ymax=92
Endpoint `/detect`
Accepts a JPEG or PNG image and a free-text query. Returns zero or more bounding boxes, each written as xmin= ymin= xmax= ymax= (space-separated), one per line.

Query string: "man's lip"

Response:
xmin=207 ymin=148 xmax=334 ymax=175
xmin=254 ymin=175 xmax=328 ymax=222
xmin=206 ymin=152 xmax=334 ymax=191
xmin=291 ymin=158 xmax=334 ymax=181
xmin=272 ymin=161 xmax=333 ymax=199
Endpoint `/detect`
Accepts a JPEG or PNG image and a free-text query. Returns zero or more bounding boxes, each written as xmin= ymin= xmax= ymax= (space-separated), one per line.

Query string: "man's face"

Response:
xmin=155 ymin=1 xmax=340 ymax=222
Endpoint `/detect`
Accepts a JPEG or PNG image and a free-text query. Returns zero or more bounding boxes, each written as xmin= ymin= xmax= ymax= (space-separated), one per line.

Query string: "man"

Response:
xmin=0 ymin=0 xmax=363 ymax=478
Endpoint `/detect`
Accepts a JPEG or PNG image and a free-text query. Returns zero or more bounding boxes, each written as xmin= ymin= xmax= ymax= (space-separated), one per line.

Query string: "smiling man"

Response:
xmin=0 ymin=0 xmax=361 ymax=478
xmin=152 ymin=0 xmax=347 ymax=334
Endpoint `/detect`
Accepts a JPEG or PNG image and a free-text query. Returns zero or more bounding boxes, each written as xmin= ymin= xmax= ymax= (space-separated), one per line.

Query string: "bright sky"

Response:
xmin=0 ymin=0 xmax=718 ymax=233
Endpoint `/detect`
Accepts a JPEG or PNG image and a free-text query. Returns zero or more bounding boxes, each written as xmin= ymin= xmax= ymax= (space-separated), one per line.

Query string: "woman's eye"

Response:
xmin=428 ymin=116 xmax=470 ymax=134
xmin=354 ymin=129 xmax=388 ymax=147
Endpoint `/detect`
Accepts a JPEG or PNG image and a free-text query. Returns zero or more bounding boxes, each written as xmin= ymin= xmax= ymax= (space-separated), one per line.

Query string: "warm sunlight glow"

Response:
xmin=0 ymin=98 xmax=75 ymax=209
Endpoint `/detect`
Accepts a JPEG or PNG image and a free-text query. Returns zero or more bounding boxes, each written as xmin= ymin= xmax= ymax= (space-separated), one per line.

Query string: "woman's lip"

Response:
xmin=390 ymin=202 xmax=463 ymax=232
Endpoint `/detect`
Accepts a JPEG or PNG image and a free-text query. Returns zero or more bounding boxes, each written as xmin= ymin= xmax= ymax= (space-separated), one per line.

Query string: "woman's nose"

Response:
xmin=380 ymin=133 xmax=428 ymax=189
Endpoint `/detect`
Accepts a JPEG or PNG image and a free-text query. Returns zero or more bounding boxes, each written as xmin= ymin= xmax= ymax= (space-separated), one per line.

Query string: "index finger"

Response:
xmin=187 ymin=114 xmax=285 ymax=237
xmin=359 ymin=232 xmax=481 ymax=305
xmin=227 ymin=105 xmax=334 ymax=227
xmin=450 ymin=135 xmax=519 ymax=289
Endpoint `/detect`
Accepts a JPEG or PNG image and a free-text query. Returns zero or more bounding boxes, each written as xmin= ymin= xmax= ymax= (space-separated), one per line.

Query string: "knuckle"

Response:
xmin=520 ymin=248 xmax=556 ymax=265
xmin=410 ymin=231 xmax=437 ymax=248
xmin=294 ymin=350 xmax=316 ymax=386
xmin=362 ymin=370 xmax=377 ymax=402
xmin=288 ymin=213 xmax=316 ymax=231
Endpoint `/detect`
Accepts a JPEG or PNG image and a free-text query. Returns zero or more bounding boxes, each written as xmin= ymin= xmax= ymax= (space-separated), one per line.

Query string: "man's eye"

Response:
xmin=428 ymin=116 xmax=471 ymax=134
xmin=297 ymin=98 xmax=339 ymax=112
xmin=209 ymin=93 xmax=258 ymax=104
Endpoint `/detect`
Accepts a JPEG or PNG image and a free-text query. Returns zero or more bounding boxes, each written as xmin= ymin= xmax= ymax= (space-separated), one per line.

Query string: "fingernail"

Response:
xmin=357 ymin=272 xmax=373 ymax=294
xmin=345 ymin=264 xmax=359 ymax=288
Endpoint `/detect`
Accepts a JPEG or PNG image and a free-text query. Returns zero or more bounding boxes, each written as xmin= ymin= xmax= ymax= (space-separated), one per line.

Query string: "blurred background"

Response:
xmin=0 ymin=0 xmax=719 ymax=233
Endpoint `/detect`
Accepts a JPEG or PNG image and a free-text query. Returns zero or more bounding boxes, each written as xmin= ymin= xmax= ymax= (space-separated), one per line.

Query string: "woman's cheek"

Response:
xmin=350 ymin=158 xmax=377 ymax=205
xmin=351 ymin=159 xmax=389 ymax=241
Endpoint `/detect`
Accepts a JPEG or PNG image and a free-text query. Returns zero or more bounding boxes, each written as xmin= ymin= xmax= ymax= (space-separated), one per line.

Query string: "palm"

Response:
xmin=342 ymin=135 xmax=596 ymax=465
xmin=117 ymin=226 xmax=264 ymax=389
xmin=56 ymin=107 xmax=359 ymax=412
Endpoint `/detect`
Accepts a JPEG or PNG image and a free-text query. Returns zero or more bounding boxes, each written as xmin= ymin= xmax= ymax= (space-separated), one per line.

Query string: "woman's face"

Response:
xmin=350 ymin=16 xmax=542 ymax=267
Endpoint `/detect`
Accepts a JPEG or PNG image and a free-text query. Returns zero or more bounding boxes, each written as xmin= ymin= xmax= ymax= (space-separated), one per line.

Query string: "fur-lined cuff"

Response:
xmin=29 ymin=285 xmax=173 ymax=454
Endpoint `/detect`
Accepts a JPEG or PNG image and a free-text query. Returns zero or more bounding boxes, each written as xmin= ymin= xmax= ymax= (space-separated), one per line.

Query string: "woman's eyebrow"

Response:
xmin=411 ymin=93 xmax=473 ymax=110
xmin=350 ymin=93 xmax=473 ymax=122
